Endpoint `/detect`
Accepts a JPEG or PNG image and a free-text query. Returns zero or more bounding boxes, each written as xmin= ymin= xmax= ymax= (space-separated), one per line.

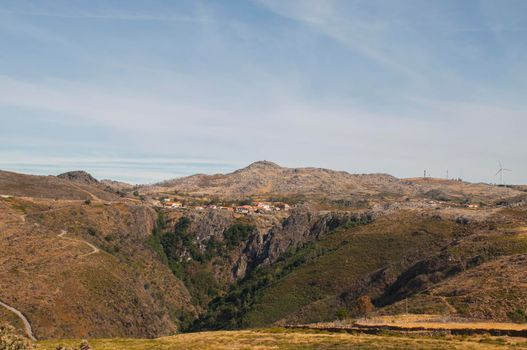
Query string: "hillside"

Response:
xmin=1 ymin=165 xmax=527 ymax=341
xmin=0 ymin=192 xmax=195 ymax=339
xmin=0 ymin=170 xmax=119 ymax=201
xmin=144 ymin=161 xmax=524 ymax=205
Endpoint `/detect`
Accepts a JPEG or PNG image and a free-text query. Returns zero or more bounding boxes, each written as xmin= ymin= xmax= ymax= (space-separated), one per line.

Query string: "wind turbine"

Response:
xmin=495 ymin=161 xmax=511 ymax=185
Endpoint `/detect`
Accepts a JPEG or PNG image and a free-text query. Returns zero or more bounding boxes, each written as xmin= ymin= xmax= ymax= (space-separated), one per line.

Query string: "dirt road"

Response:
xmin=0 ymin=300 xmax=36 ymax=340
xmin=58 ymin=230 xmax=100 ymax=257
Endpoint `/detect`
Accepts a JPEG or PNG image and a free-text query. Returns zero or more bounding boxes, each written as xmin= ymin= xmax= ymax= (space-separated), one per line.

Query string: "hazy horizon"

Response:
xmin=1 ymin=0 xmax=526 ymax=184
xmin=0 ymin=158 xmax=523 ymax=186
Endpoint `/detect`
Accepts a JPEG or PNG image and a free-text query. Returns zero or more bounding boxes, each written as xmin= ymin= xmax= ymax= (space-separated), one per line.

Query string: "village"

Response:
xmin=156 ymin=197 xmax=291 ymax=215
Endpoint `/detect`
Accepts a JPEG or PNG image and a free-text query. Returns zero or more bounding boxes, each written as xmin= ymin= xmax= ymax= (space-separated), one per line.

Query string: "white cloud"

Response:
xmin=254 ymin=0 xmax=423 ymax=80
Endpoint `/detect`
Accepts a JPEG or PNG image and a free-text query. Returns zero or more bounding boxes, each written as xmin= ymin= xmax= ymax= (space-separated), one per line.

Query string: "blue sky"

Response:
xmin=0 ymin=0 xmax=525 ymax=184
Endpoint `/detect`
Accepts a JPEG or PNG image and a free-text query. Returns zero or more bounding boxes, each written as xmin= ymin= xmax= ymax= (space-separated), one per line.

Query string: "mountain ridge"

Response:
xmin=141 ymin=161 xmax=522 ymax=204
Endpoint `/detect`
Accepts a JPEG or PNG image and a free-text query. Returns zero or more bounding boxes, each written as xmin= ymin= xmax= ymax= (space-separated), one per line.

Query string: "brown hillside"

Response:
xmin=0 ymin=170 xmax=118 ymax=201
xmin=143 ymin=161 xmax=523 ymax=204
xmin=0 ymin=196 xmax=195 ymax=339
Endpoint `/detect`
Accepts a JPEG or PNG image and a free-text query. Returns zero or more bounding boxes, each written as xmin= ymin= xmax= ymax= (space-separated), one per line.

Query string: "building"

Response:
xmin=164 ymin=201 xmax=183 ymax=208
xmin=235 ymin=205 xmax=252 ymax=214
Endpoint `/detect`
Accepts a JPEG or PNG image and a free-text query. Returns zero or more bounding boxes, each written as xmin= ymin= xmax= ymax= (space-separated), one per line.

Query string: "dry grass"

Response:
xmin=355 ymin=314 xmax=527 ymax=331
xmin=0 ymin=196 xmax=193 ymax=339
xmin=35 ymin=329 xmax=527 ymax=350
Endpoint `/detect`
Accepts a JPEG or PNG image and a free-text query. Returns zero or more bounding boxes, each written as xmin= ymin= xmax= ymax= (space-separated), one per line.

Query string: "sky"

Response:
xmin=0 ymin=0 xmax=526 ymax=184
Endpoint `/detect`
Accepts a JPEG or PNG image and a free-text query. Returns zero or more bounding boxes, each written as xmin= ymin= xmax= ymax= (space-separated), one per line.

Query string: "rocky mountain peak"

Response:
xmin=57 ymin=170 xmax=99 ymax=185
xmin=242 ymin=160 xmax=282 ymax=171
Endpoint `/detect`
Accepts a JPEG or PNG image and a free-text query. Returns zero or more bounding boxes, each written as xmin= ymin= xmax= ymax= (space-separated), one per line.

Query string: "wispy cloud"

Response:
xmin=0 ymin=9 xmax=214 ymax=23
xmin=254 ymin=0 xmax=423 ymax=80
xmin=0 ymin=75 xmax=234 ymax=137
xmin=1 ymin=1 xmax=526 ymax=183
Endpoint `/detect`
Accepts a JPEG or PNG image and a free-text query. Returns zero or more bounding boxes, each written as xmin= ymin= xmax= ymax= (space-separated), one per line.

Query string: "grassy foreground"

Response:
xmin=35 ymin=329 xmax=527 ymax=350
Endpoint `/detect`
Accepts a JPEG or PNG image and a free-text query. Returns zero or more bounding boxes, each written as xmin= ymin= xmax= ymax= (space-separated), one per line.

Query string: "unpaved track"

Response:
xmin=438 ymin=296 xmax=457 ymax=314
xmin=68 ymin=183 xmax=102 ymax=202
xmin=0 ymin=300 xmax=36 ymax=340
xmin=1 ymin=199 xmax=100 ymax=340
xmin=58 ymin=230 xmax=100 ymax=257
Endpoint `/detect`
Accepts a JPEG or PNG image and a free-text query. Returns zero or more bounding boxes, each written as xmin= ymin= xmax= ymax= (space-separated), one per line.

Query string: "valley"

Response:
xmin=1 ymin=162 xmax=527 ymax=348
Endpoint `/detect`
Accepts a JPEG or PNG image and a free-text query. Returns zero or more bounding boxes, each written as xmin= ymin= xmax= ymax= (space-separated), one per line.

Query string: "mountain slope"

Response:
xmin=0 ymin=195 xmax=195 ymax=339
xmin=1 ymin=165 xmax=527 ymax=339
xmin=146 ymin=161 xmax=405 ymax=199
xmin=0 ymin=170 xmax=118 ymax=201
xmin=145 ymin=161 xmax=523 ymax=204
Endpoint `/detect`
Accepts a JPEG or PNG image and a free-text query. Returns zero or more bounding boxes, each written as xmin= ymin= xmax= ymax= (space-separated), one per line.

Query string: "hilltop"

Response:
xmin=147 ymin=161 xmax=404 ymax=199
xmin=143 ymin=161 xmax=522 ymax=205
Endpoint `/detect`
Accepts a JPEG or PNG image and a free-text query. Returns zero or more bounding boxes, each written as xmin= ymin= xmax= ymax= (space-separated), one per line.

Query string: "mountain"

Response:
xmin=57 ymin=171 xmax=99 ymax=185
xmin=145 ymin=161 xmax=522 ymax=205
xmin=1 ymin=164 xmax=527 ymax=340
xmin=0 ymin=170 xmax=118 ymax=201
xmin=148 ymin=161 xmax=403 ymax=199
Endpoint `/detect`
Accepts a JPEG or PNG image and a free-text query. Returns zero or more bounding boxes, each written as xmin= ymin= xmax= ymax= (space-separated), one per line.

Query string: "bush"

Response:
xmin=0 ymin=323 xmax=33 ymax=350
xmin=336 ymin=308 xmax=350 ymax=320
xmin=356 ymin=295 xmax=375 ymax=316
xmin=508 ymin=309 xmax=527 ymax=323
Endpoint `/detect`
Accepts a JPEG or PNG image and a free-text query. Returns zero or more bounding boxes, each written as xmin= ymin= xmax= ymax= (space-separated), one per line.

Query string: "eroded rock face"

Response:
xmin=233 ymin=205 xmax=374 ymax=280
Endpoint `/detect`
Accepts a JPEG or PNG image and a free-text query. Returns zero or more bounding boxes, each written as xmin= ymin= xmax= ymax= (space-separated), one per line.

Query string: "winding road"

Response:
xmin=1 ymin=230 xmax=100 ymax=340
xmin=2 ymin=196 xmax=103 ymax=340
xmin=0 ymin=300 xmax=36 ymax=340
xmin=58 ymin=230 xmax=100 ymax=257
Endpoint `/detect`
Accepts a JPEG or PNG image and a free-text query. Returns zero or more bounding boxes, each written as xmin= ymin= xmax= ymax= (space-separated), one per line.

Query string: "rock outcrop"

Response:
xmin=233 ymin=205 xmax=374 ymax=280
xmin=57 ymin=171 xmax=99 ymax=185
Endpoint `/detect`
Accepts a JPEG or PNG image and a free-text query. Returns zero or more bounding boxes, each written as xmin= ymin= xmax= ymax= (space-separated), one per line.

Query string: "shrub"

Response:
xmin=508 ymin=309 xmax=527 ymax=323
xmin=356 ymin=295 xmax=375 ymax=316
xmin=336 ymin=308 xmax=350 ymax=320
xmin=0 ymin=323 xmax=33 ymax=350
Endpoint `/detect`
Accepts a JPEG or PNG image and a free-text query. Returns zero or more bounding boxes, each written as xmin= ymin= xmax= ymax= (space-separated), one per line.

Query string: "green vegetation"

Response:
xmin=152 ymin=213 xmax=257 ymax=309
xmin=508 ymin=309 xmax=527 ymax=323
xmin=447 ymin=233 xmax=527 ymax=260
xmin=191 ymin=237 xmax=337 ymax=330
xmin=193 ymin=214 xmax=456 ymax=330
xmin=223 ymin=222 xmax=254 ymax=247
xmin=148 ymin=211 xmax=169 ymax=264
